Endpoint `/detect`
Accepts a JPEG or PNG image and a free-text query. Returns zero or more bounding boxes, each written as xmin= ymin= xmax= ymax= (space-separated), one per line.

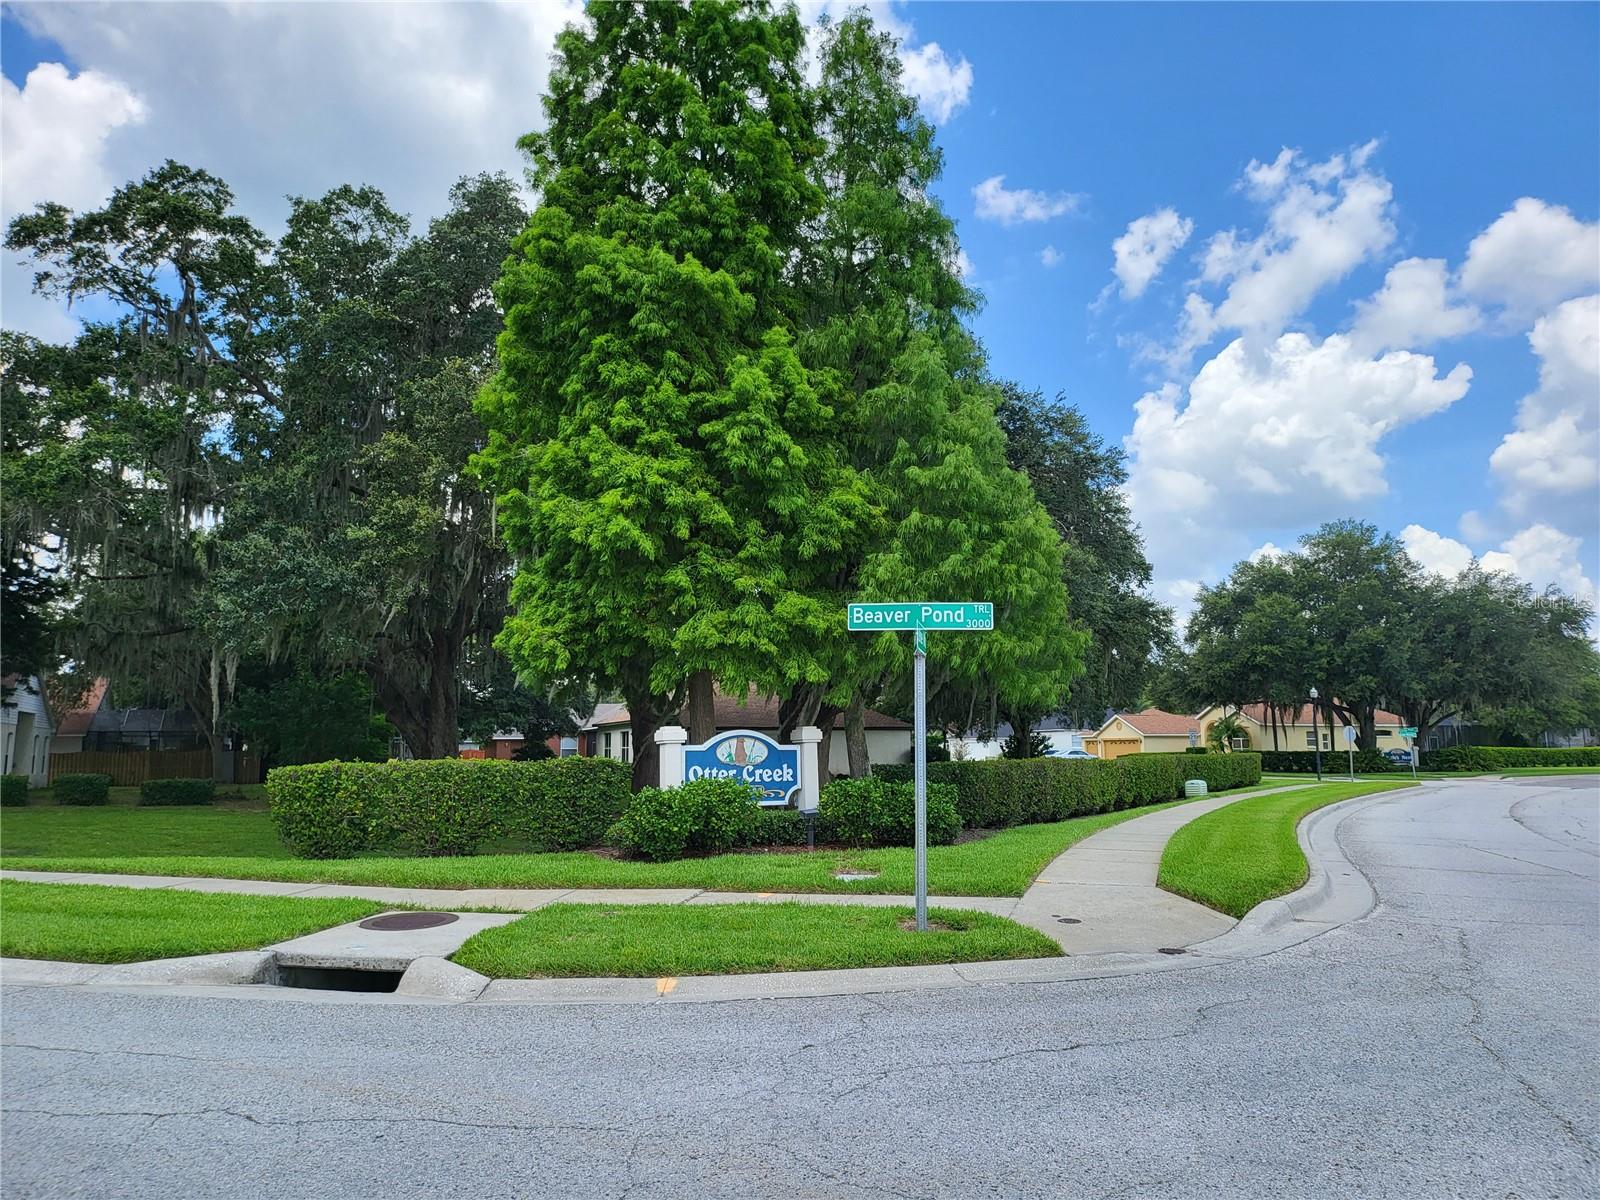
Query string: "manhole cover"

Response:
xmin=1055 ymin=917 xmax=1082 ymax=925
xmin=1156 ymin=946 xmax=1189 ymax=956
xmin=359 ymin=912 xmax=460 ymax=931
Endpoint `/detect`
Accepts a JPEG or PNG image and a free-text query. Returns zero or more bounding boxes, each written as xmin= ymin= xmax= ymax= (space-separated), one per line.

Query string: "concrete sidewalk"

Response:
xmin=1 ymin=781 xmax=1307 ymax=955
xmin=1008 ymin=783 xmax=1310 ymax=953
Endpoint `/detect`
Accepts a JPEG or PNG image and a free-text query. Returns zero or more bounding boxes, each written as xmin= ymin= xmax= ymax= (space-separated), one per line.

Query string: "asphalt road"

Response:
xmin=3 ymin=777 xmax=1597 ymax=1199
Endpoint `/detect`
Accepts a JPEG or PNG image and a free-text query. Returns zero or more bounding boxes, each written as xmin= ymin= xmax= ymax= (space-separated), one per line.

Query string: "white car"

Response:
xmin=1058 ymin=749 xmax=1096 ymax=760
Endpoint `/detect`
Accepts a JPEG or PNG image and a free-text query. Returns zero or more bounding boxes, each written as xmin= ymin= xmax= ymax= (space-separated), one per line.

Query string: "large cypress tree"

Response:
xmin=477 ymin=1 xmax=871 ymax=787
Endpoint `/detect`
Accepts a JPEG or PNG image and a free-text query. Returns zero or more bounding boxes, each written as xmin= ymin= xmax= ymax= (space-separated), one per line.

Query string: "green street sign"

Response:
xmin=1399 ymin=726 xmax=1417 ymax=739
xmin=847 ymin=601 xmax=994 ymax=631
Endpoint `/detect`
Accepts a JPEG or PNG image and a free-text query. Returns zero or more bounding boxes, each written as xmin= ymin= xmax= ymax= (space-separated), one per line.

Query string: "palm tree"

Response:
xmin=1206 ymin=713 xmax=1246 ymax=754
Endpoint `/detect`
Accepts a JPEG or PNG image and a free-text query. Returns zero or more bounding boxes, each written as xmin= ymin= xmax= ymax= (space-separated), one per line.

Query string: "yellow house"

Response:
xmin=1195 ymin=703 xmax=1406 ymax=752
xmin=1084 ymin=708 xmax=1201 ymax=758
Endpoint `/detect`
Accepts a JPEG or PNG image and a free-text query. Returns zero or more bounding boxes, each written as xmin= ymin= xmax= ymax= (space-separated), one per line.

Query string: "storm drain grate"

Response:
xmin=1156 ymin=947 xmax=1190 ymax=955
xmin=359 ymin=911 xmax=461 ymax=932
xmin=1054 ymin=917 xmax=1082 ymax=925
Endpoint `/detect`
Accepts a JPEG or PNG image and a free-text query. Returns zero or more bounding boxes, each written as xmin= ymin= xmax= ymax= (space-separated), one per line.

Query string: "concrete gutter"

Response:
xmin=0 ymin=784 xmax=1426 ymax=1007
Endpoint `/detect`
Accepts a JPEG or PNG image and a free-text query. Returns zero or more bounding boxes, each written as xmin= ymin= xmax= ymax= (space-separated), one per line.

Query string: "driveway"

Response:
xmin=2 ymin=776 xmax=1596 ymax=1199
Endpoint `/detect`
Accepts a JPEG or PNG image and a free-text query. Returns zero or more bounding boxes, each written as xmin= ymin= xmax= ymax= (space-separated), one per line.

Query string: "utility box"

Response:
xmin=1184 ymin=779 xmax=1208 ymax=798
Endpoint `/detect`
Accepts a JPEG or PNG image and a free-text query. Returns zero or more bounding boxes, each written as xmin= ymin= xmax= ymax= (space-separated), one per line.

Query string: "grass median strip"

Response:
xmin=1157 ymin=779 xmax=1417 ymax=918
xmin=0 ymin=879 xmax=386 ymax=964
xmin=1 ymin=787 xmax=1273 ymax=898
xmin=451 ymin=902 xmax=1061 ymax=978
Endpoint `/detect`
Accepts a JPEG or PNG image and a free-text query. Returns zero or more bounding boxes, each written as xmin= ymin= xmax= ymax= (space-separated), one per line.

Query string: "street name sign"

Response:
xmin=848 ymin=602 xmax=994 ymax=631
xmin=847 ymin=599 xmax=995 ymax=931
xmin=1399 ymin=726 xmax=1418 ymax=739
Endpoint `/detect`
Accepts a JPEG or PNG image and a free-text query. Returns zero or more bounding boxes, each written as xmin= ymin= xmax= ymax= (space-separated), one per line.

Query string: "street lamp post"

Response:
xmin=1309 ymin=686 xmax=1323 ymax=781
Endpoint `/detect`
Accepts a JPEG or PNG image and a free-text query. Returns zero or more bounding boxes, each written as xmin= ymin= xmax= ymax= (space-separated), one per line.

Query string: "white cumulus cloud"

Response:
xmin=1489 ymin=294 xmax=1600 ymax=526
xmin=1110 ymin=207 xmax=1193 ymax=300
xmin=1400 ymin=525 xmax=1475 ymax=578
xmin=972 ymin=175 xmax=1084 ymax=225
xmin=1459 ymin=198 xmax=1600 ymax=321
xmin=1161 ymin=142 xmax=1395 ymax=367
xmin=1039 ymin=245 xmax=1062 ymax=268
xmin=1348 ymin=257 xmax=1482 ymax=353
xmin=1126 ymin=331 xmax=1472 ymax=583
xmin=1480 ymin=523 xmax=1598 ymax=603
xmin=898 ymin=40 xmax=973 ymax=123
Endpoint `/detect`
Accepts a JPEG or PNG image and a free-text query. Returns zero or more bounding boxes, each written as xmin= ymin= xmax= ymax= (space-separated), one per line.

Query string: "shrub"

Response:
xmin=876 ymin=750 xmax=1261 ymax=830
xmin=607 ymin=778 xmax=764 ymax=862
xmin=267 ymin=762 xmax=373 ymax=858
xmin=1 ymin=774 xmax=29 ymax=807
xmin=817 ymin=777 xmax=960 ymax=847
xmin=1258 ymin=749 xmax=1392 ymax=773
xmin=138 ymin=778 xmax=216 ymax=806
xmin=267 ymin=756 xmax=633 ymax=859
xmin=737 ymin=806 xmax=807 ymax=848
xmin=1420 ymin=745 xmax=1600 ymax=771
xmin=53 ymin=773 xmax=110 ymax=806
xmin=1172 ymin=752 xmax=1262 ymax=792
xmin=498 ymin=755 xmax=632 ymax=851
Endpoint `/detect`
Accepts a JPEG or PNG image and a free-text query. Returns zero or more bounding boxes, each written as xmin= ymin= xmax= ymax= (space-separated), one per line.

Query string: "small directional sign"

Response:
xmin=1399 ymin=726 xmax=1418 ymax=739
xmin=847 ymin=601 xmax=994 ymax=631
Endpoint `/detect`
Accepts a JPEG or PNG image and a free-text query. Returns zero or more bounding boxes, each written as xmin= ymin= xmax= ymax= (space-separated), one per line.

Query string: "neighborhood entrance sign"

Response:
xmin=848 ymin=599 xmax=994 ymax=932
xmin=683 ymin=730 xmax=799 ymax=806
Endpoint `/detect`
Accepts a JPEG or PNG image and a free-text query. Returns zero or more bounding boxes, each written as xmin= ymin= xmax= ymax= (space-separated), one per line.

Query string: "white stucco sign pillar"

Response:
xmin=793 ymin=725 xmax=822 ymax=812
xmin=655 ymin=725 xmax=688 ymax=789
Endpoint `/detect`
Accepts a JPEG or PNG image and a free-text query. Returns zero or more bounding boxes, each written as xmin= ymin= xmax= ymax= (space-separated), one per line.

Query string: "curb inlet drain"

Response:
xmin=359 ymin=911 xmax=460 ymax=931
xmin=275 ymin=964 xmax=404 ymax=993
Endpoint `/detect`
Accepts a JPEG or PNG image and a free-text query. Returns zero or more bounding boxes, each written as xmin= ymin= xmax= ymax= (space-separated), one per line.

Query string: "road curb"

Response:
xmin=0 ymin=784 xmax=1430 ymax=1007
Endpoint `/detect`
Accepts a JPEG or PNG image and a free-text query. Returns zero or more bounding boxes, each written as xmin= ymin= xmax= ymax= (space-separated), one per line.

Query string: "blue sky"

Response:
xmin=3 ymin=1 xmax=1597 ymax=623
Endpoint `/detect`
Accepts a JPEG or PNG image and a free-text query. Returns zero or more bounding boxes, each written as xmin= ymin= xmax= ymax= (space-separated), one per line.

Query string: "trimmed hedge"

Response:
xmin=1 ymin=774 xmax=29 ymax=807
xmin=138 ymin=778 xmax=215 ymax=807
xmin=53 ymin=773 xmax=111 ymax=806
xmin=1420 ymin=745 xmax=1600 ymax=771
xmin=817 ymin=777 xmax=961 ymax=848
xmin=1258 ymin=749 xmax=1393 ymax=774
xmin=606 ymin=778 xmax=764 ymax=862
xmin=876 ymin=751 xmax=1262 ymax=830
xmin=266 ymin=757 xmax=632 ymax=859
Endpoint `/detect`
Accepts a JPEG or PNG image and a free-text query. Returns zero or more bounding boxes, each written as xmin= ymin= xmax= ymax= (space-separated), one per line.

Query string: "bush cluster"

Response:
xmin=53 ymin=773 xmax=111 ymax=806
xmin=817 ymin=777 xmax=961 ymax=847
xmin=1 ymin=774 xmax=29 ymax=807
xmin=606 ymin=777 xmax=766 ymax=862
xmin=1258 ymin=749 xmax=1393 ymax=773
xmin=266 ymin=756 xmax=632 ymax=859
xmin=1420 ymin=745 xmax=1600 ymax=771
xmin=876 ymin=751 xmax=1262 ymax=829
xmin=138 ymin=778 xmax=215 ymax=806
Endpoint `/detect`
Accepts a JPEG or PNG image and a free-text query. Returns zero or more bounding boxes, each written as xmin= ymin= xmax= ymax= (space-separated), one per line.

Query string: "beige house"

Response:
xmin=1195 ymin=703 xmax=1406 ymax=752
xmin=1083 ymin=708 xmax=1200 ymax=758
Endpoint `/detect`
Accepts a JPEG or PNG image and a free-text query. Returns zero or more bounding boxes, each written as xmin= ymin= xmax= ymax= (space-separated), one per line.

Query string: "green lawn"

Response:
xmin=0 ymin=879 xmax=384 ymax=963
xmin=1492 ymin=766 xmax=1600 ymax=777
xmin=1 ymin=803 xmax=288 ymax=859
xmin=1158 ymin=779 xmax=1417 ymax=918
xmin=452 ymin=901 xmax=1061 ymax=978
xmin=0 ymin=788 xmax=1277 ymax=897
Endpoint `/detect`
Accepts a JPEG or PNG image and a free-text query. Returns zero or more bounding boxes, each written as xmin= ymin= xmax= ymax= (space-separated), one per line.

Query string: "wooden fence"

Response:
xmin=47 ymin=749 xmax=263 ymax=787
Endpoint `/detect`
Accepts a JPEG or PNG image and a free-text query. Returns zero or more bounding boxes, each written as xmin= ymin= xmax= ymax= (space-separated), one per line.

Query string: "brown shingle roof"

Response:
xmin=53 ymin=678 xmax=109 ymax=738
xmin=1114 ymin=707 xmax=1200 ymax=736
xmin=1232 ymin=702 xmax=1403 ymax=727
xmin=587 ymin=690 xmax=910 ymax=732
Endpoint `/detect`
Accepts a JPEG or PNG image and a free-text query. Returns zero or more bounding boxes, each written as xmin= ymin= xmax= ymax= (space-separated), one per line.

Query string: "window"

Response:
xmin=1377 ymin=729 xmax=1391 ymax=738
xmin=1305 ymin=731 xmax=1317 ymax=748
xmin=621 ymin=729 xmax=631 ymax=763
xmin=1230 ymin=736 xmax=1248 ymax=750
xmin=558 ymin=736 xmax=578 ymax=758
xmin=603 ymin=731 xmax=613 ymax=759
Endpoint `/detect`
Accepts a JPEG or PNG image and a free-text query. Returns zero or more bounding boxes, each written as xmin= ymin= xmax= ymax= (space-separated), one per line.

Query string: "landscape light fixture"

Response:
xmin=1309 ymin=686 xmax=1323 ymax=781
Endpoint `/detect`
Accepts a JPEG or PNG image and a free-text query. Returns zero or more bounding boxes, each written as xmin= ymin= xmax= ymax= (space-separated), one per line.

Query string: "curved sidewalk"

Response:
xmin=1 ymin=782 xmax=1309 ymax=958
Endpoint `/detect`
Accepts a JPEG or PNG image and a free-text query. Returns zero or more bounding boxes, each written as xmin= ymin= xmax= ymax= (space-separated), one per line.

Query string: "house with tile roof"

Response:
xmin=1083 ymin=707 xmax=1201 ymax=758
xmin=1194 ymin=703 xmax=1406 ymax=752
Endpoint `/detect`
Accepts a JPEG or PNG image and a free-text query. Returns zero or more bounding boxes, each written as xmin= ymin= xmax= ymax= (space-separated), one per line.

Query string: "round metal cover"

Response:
xmin=359 ymin=911 xmax=460 ymax=931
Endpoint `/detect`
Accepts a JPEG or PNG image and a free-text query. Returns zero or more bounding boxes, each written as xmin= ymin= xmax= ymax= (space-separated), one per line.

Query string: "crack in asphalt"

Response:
xmin=4 ymin=1105 xmax=635 ymax=1138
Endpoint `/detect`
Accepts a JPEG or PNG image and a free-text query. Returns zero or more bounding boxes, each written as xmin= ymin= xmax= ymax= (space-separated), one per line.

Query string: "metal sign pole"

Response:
xmin=912 ymin=627 xmax=928 ymax=932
